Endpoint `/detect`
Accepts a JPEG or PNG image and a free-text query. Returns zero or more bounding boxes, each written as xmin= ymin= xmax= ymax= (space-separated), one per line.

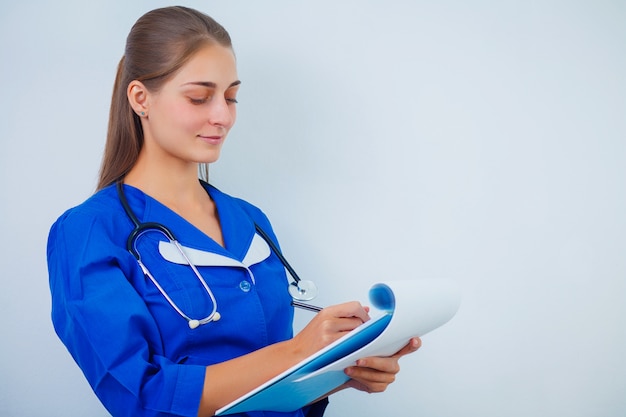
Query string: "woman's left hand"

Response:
xmin=343 ymin=337 xmax=422 ymax=393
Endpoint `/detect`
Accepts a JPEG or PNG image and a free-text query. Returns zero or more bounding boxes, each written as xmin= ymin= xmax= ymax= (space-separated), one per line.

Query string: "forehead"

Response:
xmin=171 ymin=44 xmax=238 ymax=86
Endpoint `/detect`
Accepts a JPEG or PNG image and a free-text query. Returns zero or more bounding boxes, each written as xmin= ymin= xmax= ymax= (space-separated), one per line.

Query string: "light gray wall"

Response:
xmin=1 ymin=1 xmax=624 ymax=416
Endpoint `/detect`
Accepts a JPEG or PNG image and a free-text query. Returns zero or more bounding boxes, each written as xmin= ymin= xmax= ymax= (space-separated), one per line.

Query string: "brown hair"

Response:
xmin=97 ymin=6 xmax=232 ymax=190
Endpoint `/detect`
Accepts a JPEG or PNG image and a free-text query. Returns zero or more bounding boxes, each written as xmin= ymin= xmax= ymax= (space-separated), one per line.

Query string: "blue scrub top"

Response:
xmin=47 ymin=183 xmax=310 ymax=417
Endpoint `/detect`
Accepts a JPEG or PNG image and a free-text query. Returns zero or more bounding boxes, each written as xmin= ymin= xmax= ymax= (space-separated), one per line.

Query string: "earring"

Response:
xmin=140 ymin=111 xmax=145 ymax=116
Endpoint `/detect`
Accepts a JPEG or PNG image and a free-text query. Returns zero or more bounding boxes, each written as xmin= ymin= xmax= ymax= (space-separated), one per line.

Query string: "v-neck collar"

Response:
xmin=120 ymin=183 xmax=257 ymax=263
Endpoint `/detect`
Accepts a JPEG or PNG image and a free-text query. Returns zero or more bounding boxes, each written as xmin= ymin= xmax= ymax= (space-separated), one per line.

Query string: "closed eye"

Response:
xmin=189 ymin=97 xmax=210 ymax=105
xmin=183 ymin=80 xmax=241 ymax=106
xmin=189 ymin=97 xmax=238 ymax=105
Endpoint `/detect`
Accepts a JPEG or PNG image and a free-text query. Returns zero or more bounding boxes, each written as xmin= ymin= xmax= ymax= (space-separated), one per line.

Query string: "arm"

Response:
xmin=197 ymin=301 xmax=370 ymax=416
xmin=49 ymin=212 xmax=209 ymax=417
xmin=197 ymin=306 xmax=421 ymax=416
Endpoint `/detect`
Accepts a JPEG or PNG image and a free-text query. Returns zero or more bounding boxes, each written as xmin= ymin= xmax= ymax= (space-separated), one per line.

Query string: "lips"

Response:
xmin=198 ymin=135 xmax=223 ymax=145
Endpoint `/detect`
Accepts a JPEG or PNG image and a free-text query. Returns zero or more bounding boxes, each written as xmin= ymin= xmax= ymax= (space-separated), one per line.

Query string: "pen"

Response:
xmin=291 ymin=300 xmax=323 ymax=313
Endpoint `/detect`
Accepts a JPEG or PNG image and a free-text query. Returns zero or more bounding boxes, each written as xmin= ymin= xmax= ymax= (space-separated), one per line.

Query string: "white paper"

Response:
xmin=297 ymin=279 xmax=461 ymax=380
xmin=216 ymin=279 xmax=461 ymax=415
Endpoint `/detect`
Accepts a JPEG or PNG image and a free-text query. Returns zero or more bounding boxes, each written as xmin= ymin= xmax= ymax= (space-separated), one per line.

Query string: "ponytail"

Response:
xmin=97 ymin=56 xmax=143 ymax=190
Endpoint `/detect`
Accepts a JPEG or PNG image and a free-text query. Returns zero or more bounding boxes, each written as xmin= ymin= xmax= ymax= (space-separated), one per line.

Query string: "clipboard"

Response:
xmin=216 ymin=279 xmax=461 ymax=415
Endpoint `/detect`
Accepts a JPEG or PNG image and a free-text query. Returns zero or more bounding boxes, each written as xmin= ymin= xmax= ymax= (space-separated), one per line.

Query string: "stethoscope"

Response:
xmin=116 ymin=182 xmax=318 ymax=329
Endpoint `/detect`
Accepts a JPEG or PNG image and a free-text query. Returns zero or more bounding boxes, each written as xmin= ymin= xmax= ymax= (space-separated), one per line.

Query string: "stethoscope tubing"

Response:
xmin=115 ymin=181 xmax=317 ymax=329
xmin=253 ymin=223 xmax=306 ymax=293
xmin=117 ymin=181 xmax=304 ymax=285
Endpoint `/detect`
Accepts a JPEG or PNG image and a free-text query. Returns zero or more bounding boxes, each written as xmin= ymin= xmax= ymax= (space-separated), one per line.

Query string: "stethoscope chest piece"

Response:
xmin=289 ymin=279 xmax=317 ymax=301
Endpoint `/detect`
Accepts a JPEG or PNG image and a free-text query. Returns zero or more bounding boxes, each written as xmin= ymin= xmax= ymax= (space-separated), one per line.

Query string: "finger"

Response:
xmin=323 ymin=301 xmax=370 ymax=323
xmin=388 ymin=337 xmax=422 ymax=359
xmin=344 ymin=366 xmax=396 ymax=393
xmin=353 ymin=356 xmax=401 ymax=375
xmin=353 ymin=337 xmax=421 ymax=369
xmin=324 ymin=316 xmax=371 ymax=333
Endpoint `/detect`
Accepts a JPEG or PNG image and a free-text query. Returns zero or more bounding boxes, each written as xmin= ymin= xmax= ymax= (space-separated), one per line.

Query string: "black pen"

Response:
xmin=291 ymin=300 xmax=323 ymax=313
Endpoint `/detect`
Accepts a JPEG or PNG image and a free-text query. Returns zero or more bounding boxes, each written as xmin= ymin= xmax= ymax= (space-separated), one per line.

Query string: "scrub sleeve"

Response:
xmin=48 ymin=183 xmax=321 ymax=417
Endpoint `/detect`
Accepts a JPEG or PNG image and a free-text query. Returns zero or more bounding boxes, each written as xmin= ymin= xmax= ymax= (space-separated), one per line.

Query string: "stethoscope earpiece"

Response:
xmin=188 ymin=312 xmax=221 ymax=329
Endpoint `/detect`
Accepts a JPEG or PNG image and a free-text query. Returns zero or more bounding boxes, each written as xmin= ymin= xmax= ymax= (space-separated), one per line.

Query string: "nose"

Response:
xmin=208 ymin=96 xmax=235 ymax=128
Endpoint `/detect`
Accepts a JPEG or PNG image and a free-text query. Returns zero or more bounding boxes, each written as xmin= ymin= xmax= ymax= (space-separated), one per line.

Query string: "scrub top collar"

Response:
xmin=117 ymin=182 xmax=259 ymax=264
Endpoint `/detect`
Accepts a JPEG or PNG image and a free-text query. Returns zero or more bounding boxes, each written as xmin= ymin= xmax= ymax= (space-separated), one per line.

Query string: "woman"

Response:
xmin=47 ymin=6 xmax=420 ymax=417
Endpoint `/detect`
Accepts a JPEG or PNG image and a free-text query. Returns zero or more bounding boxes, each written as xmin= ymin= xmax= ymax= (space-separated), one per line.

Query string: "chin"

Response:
xmin=199 ymin=151 xmax=222 ymax=164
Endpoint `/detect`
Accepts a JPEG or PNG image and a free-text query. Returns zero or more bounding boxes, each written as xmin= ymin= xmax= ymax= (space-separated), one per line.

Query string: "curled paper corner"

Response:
xmin=370 ymin=278 xmax=462 ymax=336
xmin=369 ymin=283 xmax=395 ymax=312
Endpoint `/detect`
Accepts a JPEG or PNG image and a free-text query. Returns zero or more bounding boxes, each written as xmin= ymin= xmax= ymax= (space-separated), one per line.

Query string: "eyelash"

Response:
xmin=189 ymin=97 xmax=238 ymax=105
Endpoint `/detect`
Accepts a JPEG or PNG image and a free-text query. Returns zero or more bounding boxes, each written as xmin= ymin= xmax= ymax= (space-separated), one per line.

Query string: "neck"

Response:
xmin=124 ymin=151 xmax=206 ymax=207
xmin=123 ymin=142 xmax=223 ymax=246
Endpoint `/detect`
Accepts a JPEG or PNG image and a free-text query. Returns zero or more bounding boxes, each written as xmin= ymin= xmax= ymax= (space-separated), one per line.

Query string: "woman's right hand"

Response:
xmin=198 ymin=301 xmax=370 ymax=416
xmin=289 ymin=301 xmax=371 ymax=358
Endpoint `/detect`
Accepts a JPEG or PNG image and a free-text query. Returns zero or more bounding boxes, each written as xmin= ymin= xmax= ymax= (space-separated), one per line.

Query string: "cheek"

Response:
xmin=165 ymin=103 xmax=206 ymax=131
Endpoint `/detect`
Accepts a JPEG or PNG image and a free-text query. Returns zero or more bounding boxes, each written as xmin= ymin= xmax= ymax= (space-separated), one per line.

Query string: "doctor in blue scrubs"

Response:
xmin=47 ymin=6 xmax=421 ymax=417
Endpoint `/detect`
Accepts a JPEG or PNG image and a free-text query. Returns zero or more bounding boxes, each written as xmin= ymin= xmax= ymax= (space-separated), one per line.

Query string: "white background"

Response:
xmin=1 ymin=1 xmax=625 ymax=416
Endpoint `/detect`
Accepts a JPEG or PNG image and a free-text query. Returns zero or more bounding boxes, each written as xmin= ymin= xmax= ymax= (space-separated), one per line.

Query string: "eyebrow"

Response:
xmin=183 ymin=80 xmax=241 ymax=88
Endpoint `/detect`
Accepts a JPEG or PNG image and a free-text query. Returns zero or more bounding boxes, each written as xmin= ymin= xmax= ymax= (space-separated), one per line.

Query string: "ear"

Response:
xmin=127 ymin=80 xmax=150 ymax=117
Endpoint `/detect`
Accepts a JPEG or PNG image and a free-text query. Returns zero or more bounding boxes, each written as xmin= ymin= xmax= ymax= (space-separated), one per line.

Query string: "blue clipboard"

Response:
xmin=216 ymin=279 xmax=461 ymax=415
xmin=216 ymin=313 xmax=393 ymax=415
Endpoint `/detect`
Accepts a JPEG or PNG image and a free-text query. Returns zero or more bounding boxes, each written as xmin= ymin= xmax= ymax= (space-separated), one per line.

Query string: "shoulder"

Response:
xmin=47 ymin=185 xmax=136 ymax=297
xmin=51 ymin=185 xmax=124 ymax=227
xmin=48 ymin=185 xmax=130 ymax=250
xmin=57 ymin=185 xmax=120 ymax=216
